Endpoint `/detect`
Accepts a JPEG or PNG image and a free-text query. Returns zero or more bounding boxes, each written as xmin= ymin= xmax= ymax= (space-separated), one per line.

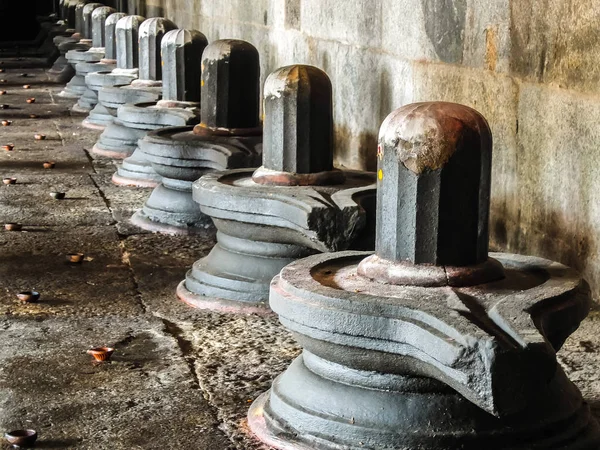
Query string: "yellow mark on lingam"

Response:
xmin=378 ymin=169 xmax=383 ymax=180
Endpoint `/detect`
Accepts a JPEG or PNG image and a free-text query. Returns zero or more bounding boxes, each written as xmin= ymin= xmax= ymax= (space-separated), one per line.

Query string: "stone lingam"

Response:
xmin=59 ymin=2 xmax=105 ymax=98
xmin=90 ymin=17 xmax=177 ymax=157
xmin=130 ymin=39 xmax=264 ymax=234
xmin=111 ymin=29 xmax=208 ymax=187
xmin=82 ymin=13 xmax=144 ymax=130
xmin=63 ymin=5 xmax=117 ymax=103
xmin=248 ymin=101 xmax=600 ymax=450
xmin=175 ymin=64 xmax=376 ymax=313
xmin=49 ymin=0 xmax=90 ymax=82
xmin=75 ymin=11 xmax=126 ymax=114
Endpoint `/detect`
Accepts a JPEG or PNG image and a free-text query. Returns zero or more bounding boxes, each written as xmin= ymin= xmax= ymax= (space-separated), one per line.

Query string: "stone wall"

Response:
xmin=137 ymin=0 xmax=600 ymax=300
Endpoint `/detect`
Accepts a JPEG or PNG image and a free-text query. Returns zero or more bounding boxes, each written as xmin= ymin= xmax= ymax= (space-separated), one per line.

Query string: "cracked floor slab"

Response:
xmin=0 ymin=59 xmax=279 ymax=449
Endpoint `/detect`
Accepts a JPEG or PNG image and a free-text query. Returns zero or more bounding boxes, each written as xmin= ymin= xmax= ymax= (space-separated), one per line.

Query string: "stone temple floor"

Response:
xmin=0 ymin=59 xmax=599 ymax=449
xmin=0 ymin=60 xmax=297 ymax=449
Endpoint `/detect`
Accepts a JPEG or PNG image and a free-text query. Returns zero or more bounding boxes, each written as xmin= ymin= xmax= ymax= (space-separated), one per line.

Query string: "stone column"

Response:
xmin=74 ymin=1 xmax=88 ymax=37
xmin=199 ymin=39 xmax=260 ymax=131
xmin=115 ymin=14 xmax=145 ymax=69
xmin=138 ymin=17 xmax=177 ymax=82
xmin=252 ymin=65 xmax=344 ymax=186
xmin=263 ymin=65 xmax=333 ymax=174
xmin=81 ymin=2 xmax=103 ymax=43
xmin=91 ymin=6 xmax=116 ymax=49
xmin=161 ymin=29 xmax=207 ymax=103
xmin=103 ymin=11 xmax=125 ymax=62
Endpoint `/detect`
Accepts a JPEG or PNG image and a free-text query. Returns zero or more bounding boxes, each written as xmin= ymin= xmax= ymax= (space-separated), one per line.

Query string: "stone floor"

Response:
xmin=0 ymin=57 xmax=599 ymax=450
xmin=0 ymin=60 xmax=299 ymax=449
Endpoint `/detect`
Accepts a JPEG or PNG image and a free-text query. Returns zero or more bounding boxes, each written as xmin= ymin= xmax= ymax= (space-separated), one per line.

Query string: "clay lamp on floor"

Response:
xmin=20 ymin=73 xmax=28 ymax=78
xmin=26 ymin=98 xmax=35 ymax=104
xmin=4 ymin=223 xmax=22 ymax=231
xmin=17 ymin=291 xmax=40 ymax=303
xmin=0 ymin=104 xmax=9 ymax=109
xmin=87 ymin=347 xmax=114 ymax=362
xmin=34 ymin=134 xmax=46 ymax=140
xmin=0 ymin=80 xmax=7 ymax=83
xmin=29 ymin=114 xmax=38 ymax=119
xmin=0 ymin=69 xmax=4 ymax=73
xmin=3 ymin=178 xmax=16 ymax=185
xmin=43 ymin=161 xmax=55 ymax=169
xmin=23 ymin=85 xmax=31 ymax=89
xmin=2 ymin=144 xmax=14 ymax=151
xmin=66 ymin=253 xmax=85 ymax=263
xmin=0 ymin=91 xmax=6 ymax=95
xmin=49 ymin=192 xmax=65 ymax=200
xmin=1 ymin=120 xmax=11 ymax=126
xmin=4 ymin=429 xmax=37 ymax=447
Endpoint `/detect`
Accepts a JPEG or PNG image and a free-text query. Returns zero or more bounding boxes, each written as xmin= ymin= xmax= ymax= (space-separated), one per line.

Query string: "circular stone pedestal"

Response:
xmin=91 ymin=83 xmax=162 ymax=158
xmin=178 ymin=169 xmax=375 ymax=311
xmin=111 ymin=101 xmax=200 ymax=187
xmin=248 ymin=251 xmax=600 ymax=450
xmin=48 ymin=38 xmax=83 ymax=82
xmin=59 ymin=46 xmax=100 ymax=98
xmin=130 ymin=126 xmax=262 ymax=234
xmin=82 ymin=68 xmax=138 ymax=130
xmin=72 ymin=60 xmax=116 ymax=112
xmin=177 ymin=236 xmax=313 ymax=314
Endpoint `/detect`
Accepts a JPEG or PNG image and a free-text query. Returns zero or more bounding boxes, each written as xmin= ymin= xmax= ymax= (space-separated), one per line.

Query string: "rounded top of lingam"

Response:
xmin=138 ymin=17 xmax=177 ymax=38
xmin=378 ymin=102 xmax=491 ymax=175
xmin=83 ymin=3 xmax=103 ymax=15
xmin=195 ymin=39 xmax=261 ymax=134
xmin=105 ymin=11 xmax=126 ymax=27
xmin=162 ymin=28 xmax=208 ymax=47
xmin=92 ymin=6 xmax=116 ymax=20
xmin=357 ymin=101 xmax=502 ymax=287
xmin=252 ymin=65 xmax=345 ymax=186
xmin=116 ymin=14 xmax=146 ymax=32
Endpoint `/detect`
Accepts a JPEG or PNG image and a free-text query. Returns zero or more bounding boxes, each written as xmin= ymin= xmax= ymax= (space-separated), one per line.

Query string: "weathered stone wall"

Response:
xmin=138 ymin=0 xmax=600 ymax=300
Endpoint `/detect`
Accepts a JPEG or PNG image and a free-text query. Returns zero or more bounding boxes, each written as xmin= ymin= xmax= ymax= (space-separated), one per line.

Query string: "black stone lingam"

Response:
xmin=175 ymin=64 xmax=376 ymax=313
xmin=91 ymin=17 xmax=177 ymax=158
xmin=248 ymin=101 xmax=600 ymax=450
xmin=75 ymin=10 xmax=125 ymax=113
xmin=59 ymin=2 xmax=104 ymax=98
xmin=65 ymin=5 xmax=117 ymax=104
xmin=82 ymin=13 xmax=141 ymax=130
xmin=111 ymin=29 xmax=209 ymax=187
xmin=130 ymin=39 xmax=264 ymax=234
